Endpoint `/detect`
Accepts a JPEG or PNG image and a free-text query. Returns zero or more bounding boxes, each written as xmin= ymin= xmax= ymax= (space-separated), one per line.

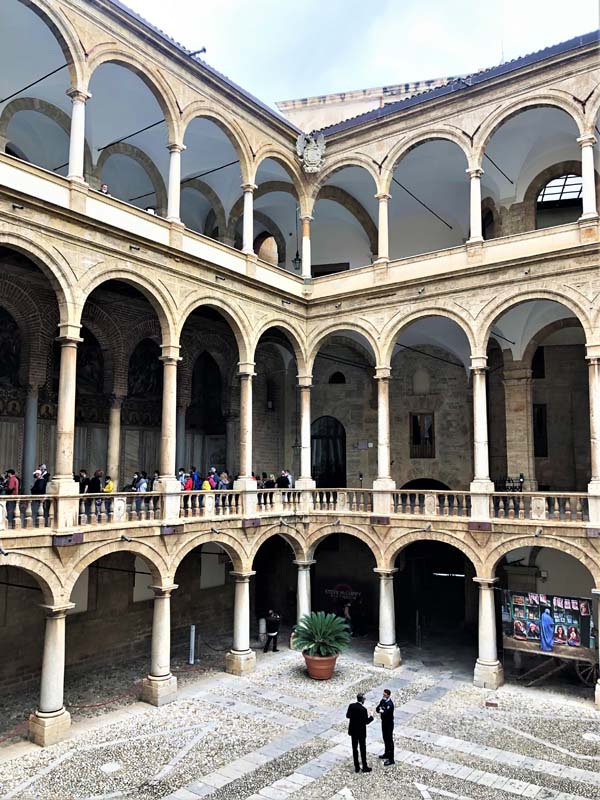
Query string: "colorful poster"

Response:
xmin=502 ymin=590 xmax=596 ymax=661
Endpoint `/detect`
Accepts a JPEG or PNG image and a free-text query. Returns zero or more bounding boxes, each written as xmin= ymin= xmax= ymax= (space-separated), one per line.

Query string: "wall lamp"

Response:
xmin=120 ymin=534 xmax=133 ymax=542
xmin=335 ymin=303 xmax=342 ymax=309
xmin=210 ymin=527 xmax=221 ymax=534
xmin=216 ymin=275 xmax=227 ymax=282
xmin=129 ymin=244 xmax=140 ymax=252
xmin=282 ymin=299 xmax=291 ymax=306
xmin=12 ymin=203 xmax=24 ymax=210
xmin=0 ymin=545 xmax=8 ymax=556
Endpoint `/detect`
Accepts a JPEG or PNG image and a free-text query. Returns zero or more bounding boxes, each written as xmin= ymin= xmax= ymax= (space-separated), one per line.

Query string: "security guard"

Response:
xmin=376 ymin=688 xmax=395 ymax=765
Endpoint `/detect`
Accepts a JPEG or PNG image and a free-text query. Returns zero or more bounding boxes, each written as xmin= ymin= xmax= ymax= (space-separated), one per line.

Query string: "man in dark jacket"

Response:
xmin=376 ymin=688 xmax=395 ymax=765
xmin=346 ymin=693 xmax=373 ymax=773
xmin=263 ymin=609 xmax=280 ymax=652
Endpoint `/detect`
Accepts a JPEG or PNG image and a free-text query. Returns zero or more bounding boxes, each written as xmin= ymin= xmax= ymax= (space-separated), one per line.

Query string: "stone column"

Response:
xmin=373 ymin=367 xmax=396 ymax=513
xmin=592 ymin=588 xmax=600 ymax=708
xmin=587 ymin=355 xmax=600 ymax=523
xmin=301 ymin=215 xmax=312 ymax=279
xmin=225 ymin=413 xmax=239 ymax=475
xmin=29 ymin=603 xmax=74 ymax=746
xmin=106 ymin=395 xmax=124 ymax=485
xmin=226 ymin=571 xmax=257 ymax=675
xmin=466 ymin=167 xmax=484 ymax=243
xmin=167 ymin=143 xmax=185 ymax=222
xmin=294 ymin=560 xmax=315 ymax=622
xmin=375 ymin=192 xmax=390 ymax=262
xmin=503 ymin=360 xmax=536 ymax=490
xmin=175 ymin=403 xmax=187 ymax=472
xmin=373 ymin=568 xmax=402 ymax=668
xmin=578 ymin=135 xmax=598 ymax=221
xmin=242 ymin=183 xmax=256 ymax=254
xmin=141 ymin=585 xmax=178 ymax=706
xmin=470 ymin=355 xmax=494 ymax=520
xmin=67 ymin=88 xmax=90 ymax=181
xmin=234 ymin=364 xmax=257 ymax=512
xmin=295 ymin=375 xmax=315 ymax=490
xmin=22 ymin=384 xmax=39 ymax=492
xmin=157 ymin=345 xmax=182 ymax=518
xmin=473 ymin=577 xmax=504 ymax=689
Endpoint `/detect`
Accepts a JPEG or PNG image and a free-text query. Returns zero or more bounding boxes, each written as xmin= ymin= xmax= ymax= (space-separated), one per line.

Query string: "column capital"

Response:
xmin=56 ymin=322 xmax=82 ymax=343
xmin=374 ymin=366 xmax=391 ymax=380
xmin=300 ymin=214 xmax=313 ymax=222
xmin=66 ymin=87 xmax=91 ymax=103
xmin=374 ymin=567 xmax=398 ymax=578
xmin=466 ymin=167 xmax=484 ymax=178
xmin=577 ymin=134 xmax=596 ymax=148
xmin=470 ymin=354 xmax=488 ymax=371
xmin=586 ymin=345 xmax=600 ymax=361
xmin=241 ymin=182 xmax=257 ymax=193
xmin=167 ymin=142 xmax=186 ymax=154
xmin=150 ymin=584 xmax=178 ymax=597
xmin=293 ymin=559 xmax=316 ymax=568
xmin=297 ymin=374 xmax=313 ymax=388
xmin=375 ymin=192 xmax=391 ymax=201
xmin=160 ymin=344 xmax=181 ymax=362
xmin=238 ymin=361 xmax=256 ymax=377
xmin=40 ymin=603 xmax=75 ymax=618
xmin=473 ymin=577 xmax=498 ymax=587
xmin=230 ymin=571 xmax=256 ymax=582
xmin=109 ymin=393 xmax=126 ymax=408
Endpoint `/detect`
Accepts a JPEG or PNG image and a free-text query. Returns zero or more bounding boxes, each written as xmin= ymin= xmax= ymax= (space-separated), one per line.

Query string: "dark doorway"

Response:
xmin=311 ymin=415 xmax=346 ymax=487
xmin=401 ymin=479 xmax=450 ymax=490
xmin=253 ymin=536 xmax=297 ymax=625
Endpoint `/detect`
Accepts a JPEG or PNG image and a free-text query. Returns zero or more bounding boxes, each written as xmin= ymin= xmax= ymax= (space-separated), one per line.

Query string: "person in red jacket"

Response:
xmin=5 ymin=469 xmax=19 ymax=525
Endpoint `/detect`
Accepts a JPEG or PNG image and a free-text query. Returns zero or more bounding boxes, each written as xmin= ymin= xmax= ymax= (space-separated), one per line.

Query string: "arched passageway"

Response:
xmin=311 ymin=416 xmax=346 ymax=488
xmin=253 ymin=535 xmax=298 ymax=629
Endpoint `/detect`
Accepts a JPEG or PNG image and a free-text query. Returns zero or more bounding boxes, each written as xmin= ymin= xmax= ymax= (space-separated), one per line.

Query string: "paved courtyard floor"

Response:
xmin=1 ymin=639 xmax=599 ymax=800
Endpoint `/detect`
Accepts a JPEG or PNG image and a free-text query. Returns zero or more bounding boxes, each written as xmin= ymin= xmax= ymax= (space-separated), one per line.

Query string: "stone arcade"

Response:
xmin=0 ymin=0 xmax=599 ymax=749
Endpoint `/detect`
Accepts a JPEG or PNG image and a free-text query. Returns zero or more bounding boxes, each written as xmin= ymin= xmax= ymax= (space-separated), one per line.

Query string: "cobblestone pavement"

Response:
xmin=1 ymin=639 xmax=600 ymax=800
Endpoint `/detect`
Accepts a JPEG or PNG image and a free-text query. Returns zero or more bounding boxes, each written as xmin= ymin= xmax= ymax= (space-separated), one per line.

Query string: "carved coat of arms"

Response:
xmin=296 ymin=132 xmax=326 ymax=173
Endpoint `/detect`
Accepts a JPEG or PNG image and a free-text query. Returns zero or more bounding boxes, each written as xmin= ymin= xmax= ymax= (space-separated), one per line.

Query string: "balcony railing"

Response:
xmin=0 ymin=488 xmax=593 ymax=532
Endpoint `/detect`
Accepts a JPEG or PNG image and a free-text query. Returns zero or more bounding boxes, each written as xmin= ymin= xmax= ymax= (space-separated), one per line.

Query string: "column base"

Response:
xmin=295 ymin=477 xmax=316 ymax=490
xmin=373 ymin=643 xmax=402 ymax=669
xmin=233 ymin=479 xmax=258 ymax=516
xmin=470 ymin=480 xmax=494 ymax=521
xmin=28 ymin=707 xmax=71 ymax=747
xmin=157 ymin=477 xmax=182 ymax=521
xmin=372 ymin=478 xmax=396 ymax=515
xmin=225 ymin=649 xmax=256 ymax=676
xmin=141 ymin=674 xmax=178 ymax=706
xmin=473 ymin=659 xmax=504 ymax=689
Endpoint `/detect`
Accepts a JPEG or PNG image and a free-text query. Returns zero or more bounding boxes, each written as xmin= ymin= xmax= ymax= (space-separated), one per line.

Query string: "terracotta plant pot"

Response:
xmin=303 ymin=652 xmax=338 ymax=680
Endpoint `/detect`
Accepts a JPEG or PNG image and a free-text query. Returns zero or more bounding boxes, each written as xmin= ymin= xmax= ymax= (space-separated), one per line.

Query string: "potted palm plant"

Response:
xmin=293 ymin=611 xmax=351 ymax=680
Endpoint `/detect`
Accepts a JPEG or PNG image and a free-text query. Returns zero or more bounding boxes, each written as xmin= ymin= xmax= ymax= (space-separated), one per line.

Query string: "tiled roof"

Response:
xmin=316 ymin=30 xmax=600 ymax=136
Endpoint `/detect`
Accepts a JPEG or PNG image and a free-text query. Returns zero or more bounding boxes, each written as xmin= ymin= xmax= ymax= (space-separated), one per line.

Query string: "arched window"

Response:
xmin=536 ymin=174 xmax=582 ymax=229
xmin=328 ymin=371 xmax=346 ymax=384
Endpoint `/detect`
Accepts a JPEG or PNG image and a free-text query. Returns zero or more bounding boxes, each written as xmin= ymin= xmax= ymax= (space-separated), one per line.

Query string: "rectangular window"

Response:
xmin=410 ymin=413 xmax=435 ymax=458
xmin=533 ymin=404 xmax=548 ymax=457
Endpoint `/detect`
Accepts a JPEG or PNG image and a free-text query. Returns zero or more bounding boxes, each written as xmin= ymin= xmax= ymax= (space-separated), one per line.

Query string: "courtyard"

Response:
xmin=1 ymin=639 xmax=599 ymax=800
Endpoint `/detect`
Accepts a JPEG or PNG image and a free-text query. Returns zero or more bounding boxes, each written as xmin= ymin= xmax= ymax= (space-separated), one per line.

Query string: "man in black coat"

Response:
xmin=263 ymin=609 xmax=280 ymax=652
xmin=376 ymin=688 xmax=395 ymax=765
xmin=346 ymin=693 xmax=373 ymax=773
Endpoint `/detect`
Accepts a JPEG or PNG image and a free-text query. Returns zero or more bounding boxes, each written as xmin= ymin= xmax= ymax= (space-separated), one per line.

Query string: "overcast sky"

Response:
xmin=123 ymin=0 xmax=599 ymax=109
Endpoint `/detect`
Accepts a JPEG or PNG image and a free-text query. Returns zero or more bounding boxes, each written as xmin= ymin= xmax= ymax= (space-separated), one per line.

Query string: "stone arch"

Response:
xmin=315 ymin=185 xmax=378 ymax=255
xmin=521 ymin=317 xmax=586 ymax=369
xmin=251 ymin=211 xmax=286 ymax=264
xmin=176 ymin=296 xmax=252 ymax=365
xmin=382 ymin=127 xmax=473 ymax=194
xmin=306 ymin=321 xmax=380 ymax=374
xmin=585 ymin=84 xmax=600 ymax=131
xmin=81 ymin=300 xmax=127 ymax=396
xmin=0 ymin=232 xmax=76 ymax=327
xmin=17 ymin=0 xmax=86 ymax=87
xmin=521 ymin=160 xmax=598 ymax=231
xmin=249 ymin=525 xmax=308 ymax=565
xmin=483 ymin=536 xmax=600 ymax=584
xmin=181 ymin=104 xmax=254 ymax=183
xmin=226 ymin=181 xmax=298 ymax=242
xmin=179 ymin=329 xmax=237 ymax=409
xmin=124 ymin=318 xmax=162 ymax=368
xmin=181 ymin=178 xmax=227 ymax=237
xmin=77 ymin=269 xmax=178 ymax=349
xmin=252 ymin=146 xmax=309 ymax=213
xmin=306 ymin=523 xmax=385 ymax=568
xmin=251 ymin=319 xmax=308 ymax=375
xmin=1 ymin=550 xmax=63 ymax=605
xmin=170 ymin=532 xmax=248 ymax=574
xmin=0 ymin=97 xmax=93 ymax=174
xmin=95 ymin=142 xmax=168 ymax=213
xmin=310 ymin=156 xmax=380 ymax=200
xmin=0 ymin=277 xmax=47 ymax=386
xmin=382 ymin=530 xmax=484 ymax=573
xmin=84 ymin=48 xmax=181 ymax=145
xmin=475 ymin=290 xmax=592 ymax=355
xmin=63 ymin=542 xmax=171 ymax=598
xmin=473 ymin=94 xmax=585 ymax=166
xmin=381 ymin=308 xmax=476 ymax=369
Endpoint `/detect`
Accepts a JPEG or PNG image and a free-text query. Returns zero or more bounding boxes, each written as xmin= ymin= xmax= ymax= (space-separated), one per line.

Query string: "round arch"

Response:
xmin=226 ymin=181 xmax=299 ymax=243
xmin=252 ymin=146 xmax=308 ymax=211
xmin=16 ymin=0 xmax=86 ymax=87
xmin=383 ymin=530 xmax=483 ymax=573
xmin=251 ymin=319 xmax=308 ymax=375
xmin=95 ymin=142 xmax=168 ymax=213
xmin=382 ymin=128 xmax=473 ymax=194
xmin=181 ymin=104 xmax=254 ymax=183
xmin=170 ymin=531 xmax=248 ymax=574
xmin=76 ymin=270 xmax=178 ymax=348
xmin=381 ymin=308 xmax=476 ymax=369
xmin=181 ymin=178 xmax=227 ymax=236
xmin=521 ymin=317 xmax=586 ymax=369
xmin=63 ymin=542 xmax=171 ymax=598
xmin=310 ymin=155 xmax=380 ymax=201
xmin=84 ymin=49 xmax=181 ymax=144
xmin=249 ymin=526 xmax=307 ymax=565
xmin=306 ymin=321 xmax=380 ymax=374
xmin=306 ymin=523 xmax=385 ymax=568
xmin=476 ymin=290 xmax=592 ymax=355
xmin=0 ymin=551 xmax=63 ymax=605
xmin=176 ymin=296 xmax=252 ymax=365
xmin=484 ymin=536 xmax=600 ymax=585
xmin=473 ymin=94 xmax=585 ymax=165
